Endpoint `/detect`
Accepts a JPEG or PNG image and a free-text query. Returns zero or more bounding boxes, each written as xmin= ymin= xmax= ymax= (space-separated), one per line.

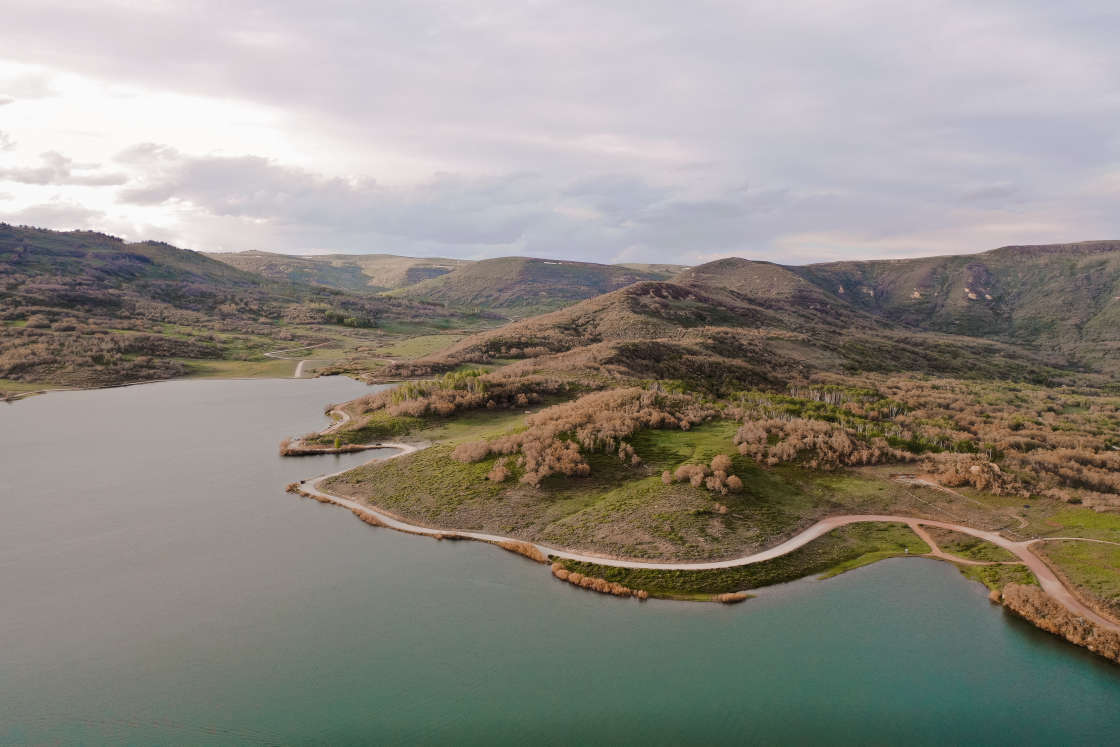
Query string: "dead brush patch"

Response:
xmin=715 ymin=592 xmax=750 ymax=604
xmin=496 ymin=540 xmax=547 ymax=563
xmin=551 ymin=562 xmax=648 ymax=599
xmin=350 ymin=508 xmax=386 ymax=527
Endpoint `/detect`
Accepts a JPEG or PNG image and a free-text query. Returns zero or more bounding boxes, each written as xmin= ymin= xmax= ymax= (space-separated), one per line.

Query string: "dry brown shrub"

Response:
xmin=551 ymin=565 xmax=637 ymax=598
xmin=350 ymin=508 xmax=386 ymax=527
xmin=486 ymin=457 xmax=510 ymax=482
xmin=725 ymin=475 xmax=743 ymax=493
xmin=715 ymin=592 xmax=749 ymax=604
xmin=734 ymin=416 xmax=908 ymax=470
xmin=497 ymin=540 xmax=547 ymax=563
xmin=705 ymin=475 xmax=727 ymax=494
xmin=452 ymin=440 xmax=492 ymax=463
xmin=453 ymin=387 xmax=716 ymax=483
xmin=711 ymin=454 xmax=733 ymax=473
xmin=661 ymin=470 xmax=672 ymax=485
xmin=929 ymin=455 xmax=1025 ymax=496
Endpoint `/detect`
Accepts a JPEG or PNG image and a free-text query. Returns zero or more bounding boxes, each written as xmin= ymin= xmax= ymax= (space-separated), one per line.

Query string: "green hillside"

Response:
xmin=792 ymin=241 xmax=1120 ymax=367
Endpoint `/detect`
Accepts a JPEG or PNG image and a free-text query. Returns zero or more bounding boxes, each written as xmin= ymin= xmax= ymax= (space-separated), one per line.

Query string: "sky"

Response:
xmin=1 ymin=0 xmax=1119 ymax=265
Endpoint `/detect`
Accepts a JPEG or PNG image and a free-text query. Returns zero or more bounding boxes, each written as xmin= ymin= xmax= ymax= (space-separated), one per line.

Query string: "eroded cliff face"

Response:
xmin=1000 ymin=584 xmax=1120 ymax=664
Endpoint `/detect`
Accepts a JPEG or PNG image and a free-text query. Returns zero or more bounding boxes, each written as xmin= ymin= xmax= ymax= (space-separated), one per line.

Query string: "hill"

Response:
xmin=0 ymin=225 xmax=470 ymax=388
xmin=377 ymin=273 xmax=1075 ymax=394
xmin=791 ymin=241 xmax=1120 ymax=368
xmin=384 ymin=256 xmax=674 ymax=316
xmin=208 ymin=250 xmax=467 ymax=292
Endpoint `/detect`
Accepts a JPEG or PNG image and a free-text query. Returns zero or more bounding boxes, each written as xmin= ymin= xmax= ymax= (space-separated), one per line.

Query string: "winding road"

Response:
xmin=291 ymin=412 xmax=1120 ymax=631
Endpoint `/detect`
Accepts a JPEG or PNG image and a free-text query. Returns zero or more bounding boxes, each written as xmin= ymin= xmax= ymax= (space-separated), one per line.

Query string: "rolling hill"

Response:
xmin=384 ymin=256 xmax=675 ymax=316
xmin=378 ymin=241 xmax=1120 ymax=391
xmin=211 ymin=251 xmax=683 ymax=318
xmin=790 ymin=241 xmax=1120 ymax=367
xmin=208 ymin=250 xmax=468 ymax=293
xmin=387 ymin=275 xmax=1076 ymax=393
xmin=0 ymin=225 xmax=469 ymax=388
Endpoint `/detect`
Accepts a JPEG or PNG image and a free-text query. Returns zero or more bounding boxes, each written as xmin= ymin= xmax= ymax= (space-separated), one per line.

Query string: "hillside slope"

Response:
xmin=385 ymin=269 xmax=1075 ymax=392
xmin=209 ymin=250 xmax=467 ymax=292
xmin=0 ymin=225 xmax=459 ymax=387
xmin=385 ymin=257 xmax=674 ymax=316
xmin=792 ymin=241 xmax=1120 ymax=366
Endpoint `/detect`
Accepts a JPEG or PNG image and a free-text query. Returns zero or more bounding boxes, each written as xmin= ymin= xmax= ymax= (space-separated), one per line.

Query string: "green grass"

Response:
xmin=924 ymin=527 xmax=1019 ymax=562
xmin=182 ymin=358 xmax=296 ymax=378
xmin=0 ymin=378 xmax=57 ymax=393
xmin=956 ymin=564 xmax=1038 ymax=591
xmin=329 ymin=413 xmax=425 ymax=444
xmin=552 ymin=523 xmax=930 ymax=598
xmin=325 ymin=443 xmax=507 ymax=517
xmin=1036 ymin=540 xmax=1120 ymax=617
xmin=325 ymin=402 xmax=534 ymax=446
xmin=1029 ymin=508 xmax=1120 ymax=543
xmin=324 ymin=418 xmax=979 ymax=561
xmin=378 ymin=334 xmax=465 ymax=359
xmin=411 ymin=407 xmax=533 ymax=443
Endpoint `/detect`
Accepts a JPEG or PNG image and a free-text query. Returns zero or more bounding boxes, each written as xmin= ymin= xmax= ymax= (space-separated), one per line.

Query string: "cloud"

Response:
xmin=2 ymin=1 xmax=1120 ymax=261
xmin=0 ymin=71 xmax=57 ymax=100
xmin=0 ymin=151 xmax=127 ymax=186
xmin=2 ymin=200 xmax=104 ymax=228
xmin=0 ymin=131 xmax=14 ymax=151
xmin=114 ymin=144 xmax=804 ymax=259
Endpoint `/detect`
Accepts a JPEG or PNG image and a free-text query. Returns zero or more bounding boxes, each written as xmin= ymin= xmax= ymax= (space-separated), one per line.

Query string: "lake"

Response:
xmin=1 ymin=377 xmax=1118 ymax=744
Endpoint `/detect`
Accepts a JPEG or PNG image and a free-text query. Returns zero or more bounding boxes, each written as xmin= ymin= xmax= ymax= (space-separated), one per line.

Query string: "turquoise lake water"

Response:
xmin=1 ymin=377 xmax=1117 ymax=744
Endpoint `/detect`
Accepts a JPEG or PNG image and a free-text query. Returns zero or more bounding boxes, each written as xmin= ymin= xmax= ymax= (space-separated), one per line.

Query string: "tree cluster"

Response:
xmin=662 ymin=454 xmax=743 ymax=495
xmin=358 ymin=369 xmax=571 ymax=418
xmin=452 ymin=387 xmax=717 ymax=487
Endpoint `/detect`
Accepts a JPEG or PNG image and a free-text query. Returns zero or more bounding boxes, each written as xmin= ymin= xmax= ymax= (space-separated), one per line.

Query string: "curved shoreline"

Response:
xmin=290 ymin=414 xmax=1119 ymax=631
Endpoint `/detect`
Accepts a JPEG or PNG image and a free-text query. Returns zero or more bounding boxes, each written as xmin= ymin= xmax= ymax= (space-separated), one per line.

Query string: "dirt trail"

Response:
xmin=265 ymin=342 xmax=333 ymax=378
xmin=906 ymin=522 xmax=1018 ymax=566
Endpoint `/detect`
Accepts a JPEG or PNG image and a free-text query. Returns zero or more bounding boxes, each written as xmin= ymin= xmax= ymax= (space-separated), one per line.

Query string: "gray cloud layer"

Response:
xmin=3 ymin=1 xmax=1120 ymax=261
xmin=0 ymin=151 xmax=126 ymax=186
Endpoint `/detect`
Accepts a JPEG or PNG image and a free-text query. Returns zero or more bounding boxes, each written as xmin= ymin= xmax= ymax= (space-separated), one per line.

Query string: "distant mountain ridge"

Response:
xmin=208 ymin=250 xmax=468 ymax=293
xmin=5 ymin=224 xmax=1119 ymax=389
xmin=210 ymin=250 xmax=683 ymax=318
xmin=384 ymin=257 xmax=677 ymax=316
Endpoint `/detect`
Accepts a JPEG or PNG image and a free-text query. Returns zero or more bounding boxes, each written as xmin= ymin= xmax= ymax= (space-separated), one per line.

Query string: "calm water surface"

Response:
xmin=1 ymin=378 xmax=1118 ymax=744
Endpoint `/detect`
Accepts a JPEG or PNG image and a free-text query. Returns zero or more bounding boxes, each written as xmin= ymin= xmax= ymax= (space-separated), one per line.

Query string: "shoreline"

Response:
xmin=286 ymin=411 xmax=1120 ymax=636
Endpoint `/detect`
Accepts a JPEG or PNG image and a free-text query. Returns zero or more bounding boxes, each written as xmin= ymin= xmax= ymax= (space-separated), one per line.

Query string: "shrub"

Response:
xmin=711 ymin=454 xmax=733 ymax=473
